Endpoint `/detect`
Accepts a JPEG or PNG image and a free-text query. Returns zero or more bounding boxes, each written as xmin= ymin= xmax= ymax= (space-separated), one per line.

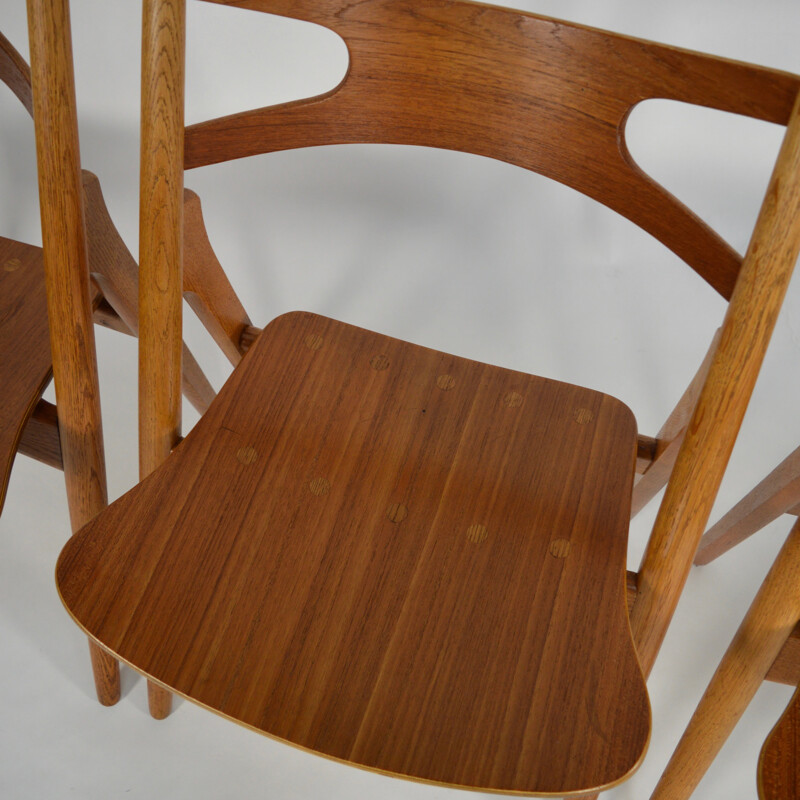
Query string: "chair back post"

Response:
xmin=139 ymin=0 xmax=186 ymax=479
xmin=26 ymin=0 xmax=108 ymax=533
xmin=139 ymin=0 xmax=186 ymax=721
xmin=631 ymin=91 xmax=800 ymax=677
xmin=27 ymin=0 xmax=121 ymax=706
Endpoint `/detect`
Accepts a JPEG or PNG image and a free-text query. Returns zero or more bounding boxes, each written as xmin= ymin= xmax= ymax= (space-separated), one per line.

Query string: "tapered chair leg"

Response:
xmin=89 ymin=641 xmax=121 ymax=706
xmin=650 ymin=519 xmax=800 ymax=800
xmin=148 ymin=682 xmax=172 ymax=719
xmin=27 ymin=0 xmax=122 ymax=708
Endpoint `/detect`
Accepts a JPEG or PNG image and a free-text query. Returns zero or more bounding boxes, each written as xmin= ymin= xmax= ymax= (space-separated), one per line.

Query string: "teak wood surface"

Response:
xmin=58 ymin=312 xmax=649 ymax=795
xmin=187 ymin=0 xmax=800 ymax=300
xmin=0 ymin=238 xmax=54 ymax=513
xmin=759 ymin=687 xmax=800 ymax=800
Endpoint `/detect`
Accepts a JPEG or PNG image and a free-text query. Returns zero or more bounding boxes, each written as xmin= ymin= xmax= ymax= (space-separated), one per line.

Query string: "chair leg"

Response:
xmin=89 ymin=640 xmax=120 ymax=706
xmin=650 ymin=519 xmax=800 ymax=800
xmin=148 ymin=682 xmax=173 ymax=719
xmin=694 ymin=444 xmax=800 ymax=565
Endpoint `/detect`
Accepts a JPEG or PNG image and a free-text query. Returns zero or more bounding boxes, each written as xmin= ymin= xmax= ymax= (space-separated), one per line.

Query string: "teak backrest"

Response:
xmin=187 ymin=0 xmax=800 ymax=300
xmin=139 ymin=0 xmax=800 ymax=694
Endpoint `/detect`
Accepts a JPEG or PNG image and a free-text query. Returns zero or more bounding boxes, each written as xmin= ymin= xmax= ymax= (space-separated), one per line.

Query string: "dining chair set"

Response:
xmin=2 ymin=1 xmax=800 ymax=796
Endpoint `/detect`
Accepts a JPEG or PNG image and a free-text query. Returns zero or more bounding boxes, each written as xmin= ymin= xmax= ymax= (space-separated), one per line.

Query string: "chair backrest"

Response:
xmin=186 ymin=0 xmax=800 ymax=300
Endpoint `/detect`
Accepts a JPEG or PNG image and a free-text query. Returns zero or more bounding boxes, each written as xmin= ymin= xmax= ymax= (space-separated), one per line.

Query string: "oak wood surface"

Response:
xmin=58 ymin=311 xmax=649 ymax=795
xmin=27 ymin=0 xmax=119 ymax=705
xmin=759 ymin=686 xmax=800 ymax=800
xmin=139 ymin=0 xmax=186 ymax=480
xmin=83 ymin=172 xmax=216 ymax=415
xmin=650 ymin=520 xmax=800 ymax=800
xmin=138 ymin=0 xmax=188 ymax=718
xmin=630 ymin=92 xmax=800 ymax=678
xmin=188 ymin=0 xmax=800 ymax=300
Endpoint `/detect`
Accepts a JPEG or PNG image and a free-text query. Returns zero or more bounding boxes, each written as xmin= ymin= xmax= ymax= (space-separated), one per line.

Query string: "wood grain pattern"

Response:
xmin=58 ymin=312 xmax=649 ymax=795
xmin=759 ymin=686 xmax=800 ymax=800
xmin=183 ymin=189 xmax=252 ymax=365
xmin=0 ymin=238 xmax=54 ymax=513
xmin=631 ymin=92 xmax=800 ymax=679
xmin=27 ymin=0 xmax=119 ymax=705
xmin=650 ymin=520 xmax=800 ymax=800
xmin=49 ymin=0 xmax=800 ymax=786
xmin=83 ymin=172 xmax=216 ymax=415
xmin=695 ymin=445 xmax=800 ymax=565
xmin=139 ymin=0 xmax=186 ymax=478
xmin=138 ymin=0 xmax=188 ymax=720
xmin=188 ymin=0 xmax=800 ymax=300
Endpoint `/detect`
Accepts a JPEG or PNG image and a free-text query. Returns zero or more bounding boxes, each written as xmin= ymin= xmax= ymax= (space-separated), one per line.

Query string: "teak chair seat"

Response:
xmin=59 ymin=310 xmax=648 ymax=795
xmin=27 ymin=0 xmax=800 ymax=796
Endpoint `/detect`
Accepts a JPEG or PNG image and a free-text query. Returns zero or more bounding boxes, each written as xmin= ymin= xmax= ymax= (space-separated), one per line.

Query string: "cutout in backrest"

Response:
xmin=185 ymin=2 xmax=348 ymax=126
xmin=189 ymin=0 xmax=800 ymax=299
xmin=626 ymin=99 xmax=787 ymax=254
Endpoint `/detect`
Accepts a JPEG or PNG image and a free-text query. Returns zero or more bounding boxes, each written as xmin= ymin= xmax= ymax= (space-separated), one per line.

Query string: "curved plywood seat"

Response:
xmin=57 ymin=311 xmax=649 ymax=795
xmin=0 ymin=236 xmax=53 ymax=514
xmin=760 ymin=686 xmax=800 ymax=800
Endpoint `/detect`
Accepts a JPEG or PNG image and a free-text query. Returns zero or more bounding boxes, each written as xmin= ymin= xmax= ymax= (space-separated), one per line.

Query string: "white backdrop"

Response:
xmin=1 ymin=1 xmax=800 ymax=797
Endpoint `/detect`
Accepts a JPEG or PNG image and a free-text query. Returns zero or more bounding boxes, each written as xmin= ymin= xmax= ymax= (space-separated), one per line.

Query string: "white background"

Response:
xmin=2 ymin=0 xmax=800 ymax=797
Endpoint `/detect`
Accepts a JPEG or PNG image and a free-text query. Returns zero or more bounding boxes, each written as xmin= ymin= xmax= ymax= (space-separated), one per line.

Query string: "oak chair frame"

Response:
xmin=1 ymin=30 xmax=224 ymax=516
xmin=28 ymin=0 xmax=800 ymax=795
xmin=8 ymin=9 xmax=248 ymax=705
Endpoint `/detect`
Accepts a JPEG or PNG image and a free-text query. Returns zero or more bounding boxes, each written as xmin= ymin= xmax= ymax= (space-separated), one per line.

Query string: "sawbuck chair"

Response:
xmin=30 ymin=0 xmax=800 ymax=795
xmin=5 ymin=16 xmax=249 ymax=707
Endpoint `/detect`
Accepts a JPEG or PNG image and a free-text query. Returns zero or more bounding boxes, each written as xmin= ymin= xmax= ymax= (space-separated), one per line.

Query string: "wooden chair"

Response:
xmin=31 ymin=0 xmax=800 ymax=795
xmin=650 ymin=518 xmax=800 ymax=799
xmin=1 ymin=24 xmax=242 ymax=704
